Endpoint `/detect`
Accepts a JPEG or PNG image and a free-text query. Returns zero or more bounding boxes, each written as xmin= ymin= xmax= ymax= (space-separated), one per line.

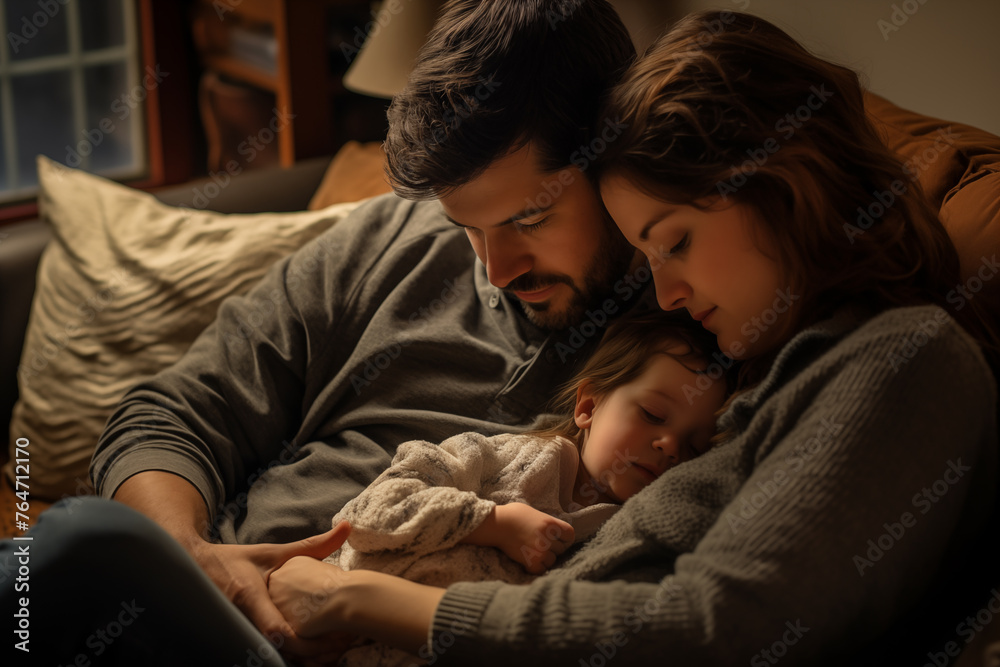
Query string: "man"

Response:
xmin=35 ymin=1 xmax=644 ymax=664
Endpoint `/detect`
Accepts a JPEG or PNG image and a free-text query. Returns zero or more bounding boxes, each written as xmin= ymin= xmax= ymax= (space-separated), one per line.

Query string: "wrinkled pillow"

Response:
xmin=6 ymin=156 xmax=360 ymax=500
xmin=865 ymin=91 xmax=1000 ymax=316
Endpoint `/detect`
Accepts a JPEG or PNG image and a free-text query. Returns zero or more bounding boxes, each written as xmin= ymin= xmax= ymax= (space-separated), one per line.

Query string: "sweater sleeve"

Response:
xmin=90 ymin=196 xmax=418 ymax=527
xmin=428 ymin=307 xmax=998 ymax=666
xmin=333 ymin=433 xmax=499 ymax=561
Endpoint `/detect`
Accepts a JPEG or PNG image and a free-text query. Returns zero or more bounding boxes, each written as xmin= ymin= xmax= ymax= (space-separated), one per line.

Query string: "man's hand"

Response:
xmin=114 ymin=471 xmax=352 ymax=665
xmin=462 ymin=502 xmax=575 ymax=574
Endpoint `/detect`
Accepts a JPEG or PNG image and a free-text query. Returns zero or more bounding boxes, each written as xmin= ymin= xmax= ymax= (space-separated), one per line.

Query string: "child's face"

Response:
xmin=600 ymin=174 xmax=790 ymax=360
xmin=574 ymin=348 xmax=727 ymax=504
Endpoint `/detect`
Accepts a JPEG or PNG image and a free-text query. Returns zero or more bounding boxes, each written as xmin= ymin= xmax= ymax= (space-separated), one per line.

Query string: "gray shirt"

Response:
xmin=92 ymin=194 xmax=646 ymax=544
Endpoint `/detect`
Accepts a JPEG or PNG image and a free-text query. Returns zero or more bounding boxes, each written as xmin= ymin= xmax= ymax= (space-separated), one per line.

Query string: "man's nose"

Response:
xmin=483 ymin=230 xmax=533 ymax=288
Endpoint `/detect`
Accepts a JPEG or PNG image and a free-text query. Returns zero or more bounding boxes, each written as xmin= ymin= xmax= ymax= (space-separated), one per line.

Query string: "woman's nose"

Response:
xmin=652 ymin=269 xmax=692 ymax=311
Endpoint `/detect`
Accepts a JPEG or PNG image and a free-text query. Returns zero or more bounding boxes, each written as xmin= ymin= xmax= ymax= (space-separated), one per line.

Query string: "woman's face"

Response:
xmin=600 ymin=174 xmax=792 ymax=359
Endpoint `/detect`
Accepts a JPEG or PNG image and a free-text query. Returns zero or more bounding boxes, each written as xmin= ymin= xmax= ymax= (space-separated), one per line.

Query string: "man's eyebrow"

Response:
xmin=444 ymin=203 xmax=555 ymax=229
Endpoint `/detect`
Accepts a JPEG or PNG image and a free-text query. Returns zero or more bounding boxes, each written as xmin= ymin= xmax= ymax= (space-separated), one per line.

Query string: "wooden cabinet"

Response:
xmin=192 ymin=0 xmax=375 ymax=170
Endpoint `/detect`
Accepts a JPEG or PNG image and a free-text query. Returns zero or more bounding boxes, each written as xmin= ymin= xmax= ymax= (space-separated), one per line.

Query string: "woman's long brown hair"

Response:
xmin=594 ymin=10 xmax=999 ymax=389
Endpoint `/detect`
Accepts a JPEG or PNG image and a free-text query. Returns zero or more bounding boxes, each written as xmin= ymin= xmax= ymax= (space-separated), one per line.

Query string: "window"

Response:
xmin=0 ymin=0 xmax=144 ymax=203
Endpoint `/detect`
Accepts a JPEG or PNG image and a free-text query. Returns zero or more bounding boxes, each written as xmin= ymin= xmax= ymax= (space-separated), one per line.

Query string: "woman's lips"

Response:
xmin=693 ymin=307 xmax=716 ymax=325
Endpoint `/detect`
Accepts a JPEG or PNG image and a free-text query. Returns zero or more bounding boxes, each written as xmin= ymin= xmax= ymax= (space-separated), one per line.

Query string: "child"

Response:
xmin=321 ymin=309 xmax=728 ymax=664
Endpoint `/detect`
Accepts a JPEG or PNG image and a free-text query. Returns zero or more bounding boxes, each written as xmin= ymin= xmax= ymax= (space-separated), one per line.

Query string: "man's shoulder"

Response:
xmin=299 ymin=193 xmax=468 ymax=282
xmin=337 ymin=193 xmax=454 ymax=239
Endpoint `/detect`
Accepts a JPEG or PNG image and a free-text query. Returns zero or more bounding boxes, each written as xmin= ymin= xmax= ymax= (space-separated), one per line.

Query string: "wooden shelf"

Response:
xmin=192 ymin=0 xmax=372 ymax=169
xmin=203 ymin=53 xmax=279 ymax=91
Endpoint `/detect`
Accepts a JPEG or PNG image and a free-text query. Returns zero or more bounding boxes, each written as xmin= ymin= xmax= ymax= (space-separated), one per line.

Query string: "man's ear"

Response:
xmin=574 ymin=381 xmax=597 ymax=430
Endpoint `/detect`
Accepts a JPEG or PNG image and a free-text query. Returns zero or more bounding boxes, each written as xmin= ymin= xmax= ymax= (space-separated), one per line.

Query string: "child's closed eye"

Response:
xmin=640 ymin=407 xmax=666 ymax=424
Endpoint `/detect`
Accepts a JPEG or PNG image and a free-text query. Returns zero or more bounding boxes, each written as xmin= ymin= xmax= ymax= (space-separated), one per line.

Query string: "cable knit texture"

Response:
xmin=326 ymin=432 xmax=619 ymax=666
xmin=430 ymin=305 xmax=998 ymax=666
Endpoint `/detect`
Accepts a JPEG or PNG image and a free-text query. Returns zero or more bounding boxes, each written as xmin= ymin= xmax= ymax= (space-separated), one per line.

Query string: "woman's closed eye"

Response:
xmin=667 ymin=233 xmax=689 ymax=256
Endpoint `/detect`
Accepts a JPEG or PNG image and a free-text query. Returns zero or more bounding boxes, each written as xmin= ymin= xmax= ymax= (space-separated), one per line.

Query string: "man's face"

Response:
xmin=438 ymin=143 xmax=638 ymax=330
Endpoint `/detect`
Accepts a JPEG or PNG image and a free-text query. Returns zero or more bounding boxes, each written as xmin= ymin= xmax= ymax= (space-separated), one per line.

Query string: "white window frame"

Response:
xmin=0 ymin=0 xmax=143 ymax=202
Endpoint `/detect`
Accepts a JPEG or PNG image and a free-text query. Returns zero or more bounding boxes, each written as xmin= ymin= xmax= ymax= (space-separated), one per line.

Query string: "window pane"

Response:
xmin=12 ymin=70 xmax=74 ymax=189
xmin=83 ymin=61 xmax=135 ymax=172
xmin=80 ymin=0 xmax=125 ymax=51
xmin=4 ymin=0 xmax=70 ymax=62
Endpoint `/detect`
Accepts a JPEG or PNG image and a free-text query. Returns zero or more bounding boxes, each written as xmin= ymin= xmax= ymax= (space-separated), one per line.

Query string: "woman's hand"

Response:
xmin=114 ymin=471 xmax=354 ymax=665
xmin=269 ymin=551 xmax=448 ymax=658
xmin=462 ymin=502 xmax=575 ymax=574
xmin=268 ymin=554 xmax=357 ymax=644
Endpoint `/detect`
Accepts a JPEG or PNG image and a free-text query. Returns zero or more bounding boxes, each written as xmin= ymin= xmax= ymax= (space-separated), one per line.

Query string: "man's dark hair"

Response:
xmin=384 ymin=0 xmax=635 ymax=200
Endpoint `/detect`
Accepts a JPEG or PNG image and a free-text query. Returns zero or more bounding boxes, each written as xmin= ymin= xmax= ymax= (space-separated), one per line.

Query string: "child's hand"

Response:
xmin=494 ymin=502 xmax=576 ymax=574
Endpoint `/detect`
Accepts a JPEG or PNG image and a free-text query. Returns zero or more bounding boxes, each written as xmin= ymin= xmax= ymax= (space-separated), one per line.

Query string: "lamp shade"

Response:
xmin=342 ymin=0 xmax=443 ymax=98
xmin=342 ymin=0 xmax=669 ymax=99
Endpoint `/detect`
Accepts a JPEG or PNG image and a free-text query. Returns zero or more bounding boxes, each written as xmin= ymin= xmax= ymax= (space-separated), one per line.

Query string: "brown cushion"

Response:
xmin=308 ymin=140 xmax=393 ymax=210
xmin=865 ymin=91 xmax=1000 ymax=315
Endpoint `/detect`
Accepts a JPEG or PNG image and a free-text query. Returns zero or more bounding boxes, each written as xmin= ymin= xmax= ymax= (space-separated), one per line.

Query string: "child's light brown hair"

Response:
xmin=536 ymin=309 xmax=731 ymax=443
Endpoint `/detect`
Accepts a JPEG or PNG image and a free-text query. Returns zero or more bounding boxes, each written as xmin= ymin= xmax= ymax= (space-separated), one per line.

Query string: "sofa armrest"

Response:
xmin=0 ymin=220 xmax=51 ymax=433
xmin=0 ymin=156 xmax=332 ymax=437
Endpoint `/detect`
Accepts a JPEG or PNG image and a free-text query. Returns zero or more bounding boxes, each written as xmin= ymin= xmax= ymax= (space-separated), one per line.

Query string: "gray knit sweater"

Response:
xmin=429 ymin=305 xmax=997 ymax=666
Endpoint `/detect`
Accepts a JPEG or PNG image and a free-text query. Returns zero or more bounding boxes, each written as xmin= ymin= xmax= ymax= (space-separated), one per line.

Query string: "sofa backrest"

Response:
xmin=864 ymin=91 xmax=1000 ymax=331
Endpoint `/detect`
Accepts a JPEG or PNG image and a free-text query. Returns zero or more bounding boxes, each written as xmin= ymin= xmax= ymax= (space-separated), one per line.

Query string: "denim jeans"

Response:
xmin=0 ymin=496 xmax=287 ymax=667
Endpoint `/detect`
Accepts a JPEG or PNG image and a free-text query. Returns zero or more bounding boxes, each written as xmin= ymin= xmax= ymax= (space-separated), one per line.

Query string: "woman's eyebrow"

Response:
xmin=638 ymin=217 xmax=662 ymax=242
xmin=639 ymin=206 xmax=679 ymax=241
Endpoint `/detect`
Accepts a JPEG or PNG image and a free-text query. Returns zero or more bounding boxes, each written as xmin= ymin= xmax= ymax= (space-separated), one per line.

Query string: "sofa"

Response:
xmin=1 ymin=93 xmax=1000 ymax=661
xmin=0 ymin=141 xmax=392 ymax=533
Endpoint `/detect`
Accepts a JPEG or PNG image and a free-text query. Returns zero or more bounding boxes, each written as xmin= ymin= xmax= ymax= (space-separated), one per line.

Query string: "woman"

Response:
xmin=268 ymin=11 xmax=998 ymax=665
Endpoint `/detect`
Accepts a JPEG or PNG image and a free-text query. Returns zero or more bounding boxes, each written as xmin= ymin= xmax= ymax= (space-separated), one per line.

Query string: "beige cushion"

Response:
xmin=6 ymin=157 xmax=360 ymax=500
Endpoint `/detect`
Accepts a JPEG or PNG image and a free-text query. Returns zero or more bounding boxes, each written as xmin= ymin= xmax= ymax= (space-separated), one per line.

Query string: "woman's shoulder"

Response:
xmin=721 ymin=303 xmax=997 ymax=463
xmin=748 ymin=303 xmax=995 ymax=414
xmin=841 ymin=304 xmax=990 ymax=375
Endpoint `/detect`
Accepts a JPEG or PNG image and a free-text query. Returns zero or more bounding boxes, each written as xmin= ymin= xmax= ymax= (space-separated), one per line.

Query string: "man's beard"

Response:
xmin=506 ymin=219 xmax=637 ymax=331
